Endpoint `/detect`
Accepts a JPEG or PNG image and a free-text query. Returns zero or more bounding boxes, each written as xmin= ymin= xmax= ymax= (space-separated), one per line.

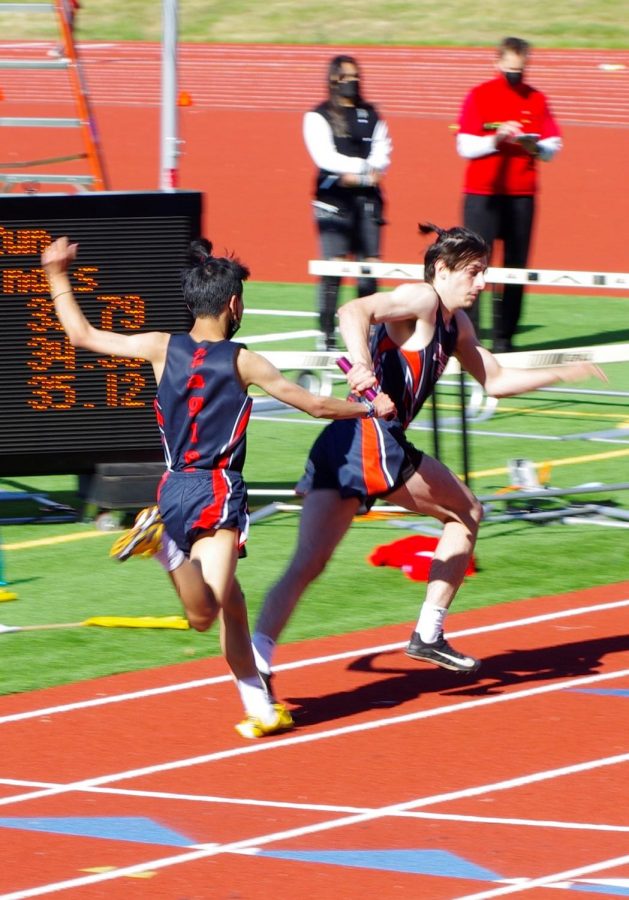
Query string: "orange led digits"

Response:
xmin=25 ymin=282 xmax=149 ymax=409
xmin=105 ymin=371 xmax=146 ymax=408
xmin=100 ymin=294 xmax=145 ymax=330
xmin=27 ymin=335 xmax=76 ymax=372
xmin=27 ymin=374 xmax=77 ymax=410
xmin=26 ymin=297 xmax=63 ymax=333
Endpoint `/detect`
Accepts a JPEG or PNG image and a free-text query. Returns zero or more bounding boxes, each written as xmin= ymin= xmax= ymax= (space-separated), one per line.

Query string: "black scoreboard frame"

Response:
xmin=0 ymin=191 xmax=202 ymax=476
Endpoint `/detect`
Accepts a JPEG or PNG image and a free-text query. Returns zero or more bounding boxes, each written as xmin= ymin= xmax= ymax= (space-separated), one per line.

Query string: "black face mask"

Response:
xmin=504 ymin=71 xmax=524 ymax=87
xmin=227 ymin=315 xmax=241 ymax=339
xmin=337 ymin=80 xmax=360 ymax=101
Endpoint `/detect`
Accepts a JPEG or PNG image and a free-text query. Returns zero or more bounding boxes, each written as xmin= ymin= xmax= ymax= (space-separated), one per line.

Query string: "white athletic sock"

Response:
xmin=251 ymin=631 xmax=275 ymax=675
xmin=237 ymin=676 xmax=276 ymax=724
xmin=416 ymin=604 xmax=447 ymax=644
xmin=153 ymin=531 xmax=185 ymax=572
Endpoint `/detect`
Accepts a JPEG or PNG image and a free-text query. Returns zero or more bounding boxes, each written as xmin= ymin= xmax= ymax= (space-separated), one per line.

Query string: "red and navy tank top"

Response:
xmin=369 ymin=305 xmax=459 ymax=429
xmin=154 ymin=335 xmax=252 ymax=472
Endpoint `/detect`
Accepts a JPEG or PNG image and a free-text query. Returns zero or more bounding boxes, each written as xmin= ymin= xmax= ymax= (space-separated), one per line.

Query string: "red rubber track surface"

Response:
xmin=1 ymin=43 xmax=628 ymax=280
xmin=1 ymin=584 xmax=628 ymax=898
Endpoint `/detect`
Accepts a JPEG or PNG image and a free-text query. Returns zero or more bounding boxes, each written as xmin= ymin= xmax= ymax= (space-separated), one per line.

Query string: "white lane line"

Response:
xmin=453 ymin=853 xmax=629 ymax=899
xmin=1 ymin=668 xmax=628 ymax=811
xmin=246 ymin=308 xmax=316 ymax=317
xmin=1 ymin=751 xmax=627 ymax=899
xmin=241 ymin=329 xmax=320 ymax=344
xmin=2 ymin=778 xmax=628 ymax=834
xmin=404 ymin=811 xmax=629 ymax=833
xmin=1 ymin=597 xmax=628 ymax=726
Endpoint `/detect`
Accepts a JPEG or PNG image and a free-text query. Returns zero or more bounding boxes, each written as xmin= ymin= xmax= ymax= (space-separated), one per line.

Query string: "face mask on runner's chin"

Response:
xmin=504 ymin=71 xmax=523 ymax=87
xmin=337 ymin=80 xmax=360 ymax=101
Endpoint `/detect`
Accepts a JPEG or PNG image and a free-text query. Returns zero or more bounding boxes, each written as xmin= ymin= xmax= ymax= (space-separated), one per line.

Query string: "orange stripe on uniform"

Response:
xmin=400 ymin=347 xmax=423 ymax=393
xmin=360 ymin=420 xmax=390 ymax=495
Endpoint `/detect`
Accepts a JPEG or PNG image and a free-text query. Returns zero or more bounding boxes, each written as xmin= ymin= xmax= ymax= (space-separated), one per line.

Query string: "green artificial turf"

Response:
xmin=2 ymin=284 xmax=628 ymax=694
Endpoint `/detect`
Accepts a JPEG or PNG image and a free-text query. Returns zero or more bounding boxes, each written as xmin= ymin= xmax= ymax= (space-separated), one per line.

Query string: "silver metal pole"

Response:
xmin=160 ymin=0 xmax=179 ymax=191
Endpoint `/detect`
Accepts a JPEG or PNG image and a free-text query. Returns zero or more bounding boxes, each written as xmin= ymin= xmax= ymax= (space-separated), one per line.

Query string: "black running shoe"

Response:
xmin=405 ymin=631 xmax=480 ymax=673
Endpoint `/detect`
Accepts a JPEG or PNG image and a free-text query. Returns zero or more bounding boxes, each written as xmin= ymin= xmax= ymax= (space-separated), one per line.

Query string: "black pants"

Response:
xmin=463 ymin=194 xmax=535 ymax=349
xmin=313 ymin=193 xmax=383 ymax=348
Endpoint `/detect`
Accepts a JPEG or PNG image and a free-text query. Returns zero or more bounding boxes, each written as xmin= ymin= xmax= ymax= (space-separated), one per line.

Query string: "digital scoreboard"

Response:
xmin=0 ymin=191 xmax=202 ymax=475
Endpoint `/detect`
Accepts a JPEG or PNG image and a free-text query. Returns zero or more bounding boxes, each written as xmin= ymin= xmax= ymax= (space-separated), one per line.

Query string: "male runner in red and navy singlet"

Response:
xmin=155 ymin=336 xmax=253 ymax=554
xmin=253 ymin=224 xmax=605 ymax=691
xmin=42 ymin=234 xmax=394 ymax=740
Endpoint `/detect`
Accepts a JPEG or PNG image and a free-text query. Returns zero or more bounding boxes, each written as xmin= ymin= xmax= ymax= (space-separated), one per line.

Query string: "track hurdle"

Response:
xmin=304 ymin=260 xmax=629 ymax=483
xmin=308 ymin=260 xmax=629 ymax=290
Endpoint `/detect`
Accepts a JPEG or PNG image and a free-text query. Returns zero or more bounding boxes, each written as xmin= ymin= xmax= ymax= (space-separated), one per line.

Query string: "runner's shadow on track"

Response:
xmin=283 ymin=665 xmax=427 ymax=726
xmin=282 ymin=652 xmax=473 ymax=726
xmin=433 ymin=632 xmax=629 ymax=697
xmin=282 ymin=633 xmax=629 ymax=726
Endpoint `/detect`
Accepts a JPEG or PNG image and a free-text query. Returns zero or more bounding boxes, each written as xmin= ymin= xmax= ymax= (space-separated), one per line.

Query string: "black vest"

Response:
xmin=313 ymin=101 xmax=382 ymax=203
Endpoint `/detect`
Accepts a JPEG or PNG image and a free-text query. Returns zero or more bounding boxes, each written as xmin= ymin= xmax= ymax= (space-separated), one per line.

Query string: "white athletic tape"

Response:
xmin=309 ymin=260 xmax=629 ymax=289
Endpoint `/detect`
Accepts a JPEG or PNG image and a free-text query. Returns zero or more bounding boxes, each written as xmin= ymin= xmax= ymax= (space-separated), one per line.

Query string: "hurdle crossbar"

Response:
xmin=258 ymin=340 xmax=629 ymax=377
xmin=309 ymin=260 xmax=629 ymax=290
xmin=477 ymin=482 xmax=629 ymax=503
xmin=258 ymin=350 xmax=338 ymax=371
xmin=442 ymin=341 xmax=629 ymax=376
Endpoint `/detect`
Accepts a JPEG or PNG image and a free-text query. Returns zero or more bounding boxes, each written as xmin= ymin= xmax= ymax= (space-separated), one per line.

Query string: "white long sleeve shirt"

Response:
xmin=303 ymin=110 xmax=392 ymax=175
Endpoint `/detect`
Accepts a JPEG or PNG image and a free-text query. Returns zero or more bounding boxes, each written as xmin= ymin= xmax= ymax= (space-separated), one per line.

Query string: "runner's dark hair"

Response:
xmin=181 ymin=238 xmax=250 ymax=318
xmin=419 ymin=222 xmax=489 ymax=284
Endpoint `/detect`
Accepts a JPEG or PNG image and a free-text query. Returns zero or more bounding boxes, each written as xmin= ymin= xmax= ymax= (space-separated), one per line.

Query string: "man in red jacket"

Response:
xmin=456 ymin=37 xmax=562 ymax=352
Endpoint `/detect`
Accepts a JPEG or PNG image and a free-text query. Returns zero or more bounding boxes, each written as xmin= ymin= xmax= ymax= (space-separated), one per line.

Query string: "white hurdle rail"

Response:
xmin=303 ymin=258 xmax=629 ymax=419
xmin=254 ymin=261 xmax=629 ymax=484
xmin=258 ymin=337 xmax=629 ymax=429
xmin=308 ymin=260 xmax=629 ymax=290
xmin=260 ymin=342 xmax=629 ymax=377
xmin=246 ymin=261 xmax=629 ymax=520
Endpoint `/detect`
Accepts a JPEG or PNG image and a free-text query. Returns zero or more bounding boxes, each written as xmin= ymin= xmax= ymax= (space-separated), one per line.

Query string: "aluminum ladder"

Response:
xmin=0 ymin=0 xmax=108 ymax=192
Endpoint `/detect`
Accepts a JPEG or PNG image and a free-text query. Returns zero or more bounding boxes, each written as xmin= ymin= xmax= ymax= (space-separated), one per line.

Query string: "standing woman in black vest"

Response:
xmin=304 ymin=55 xmax=392 ymax=350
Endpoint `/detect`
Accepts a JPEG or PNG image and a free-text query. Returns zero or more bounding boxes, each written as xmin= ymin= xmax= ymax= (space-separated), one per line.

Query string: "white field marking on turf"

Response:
xmin=3 ymin=778 xmax=629 ymax=835
xmin=252 ymin=414 xmax=567 ymax=441
xmin=250 ymin=413 xmax=334 ymax=425
xmin=453 ymin=854 xmax=629 ymax=900
xmin=250 ymin=415 xmax=629 ymax=446
xmin=1 ymin=668 xmax=628 ymax=813
xmin=246 ymin=308 xmax=316 ymax=318
xmin=238 ymin=329 xmax=320 ymax=344
xmin=1 ymin=597 xmax=628 ymax=726
xmin=252 ymin=415 xmax=624 ymax=448
xmin=1 ymin=753 xmax=628 ymax=900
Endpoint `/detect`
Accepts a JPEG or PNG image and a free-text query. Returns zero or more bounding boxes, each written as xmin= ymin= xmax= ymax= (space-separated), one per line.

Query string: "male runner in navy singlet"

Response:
xmin=252 ymin=224 xmax=605 ymax=694
xmin=42 ymin=236 xmax=394 ymax=739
